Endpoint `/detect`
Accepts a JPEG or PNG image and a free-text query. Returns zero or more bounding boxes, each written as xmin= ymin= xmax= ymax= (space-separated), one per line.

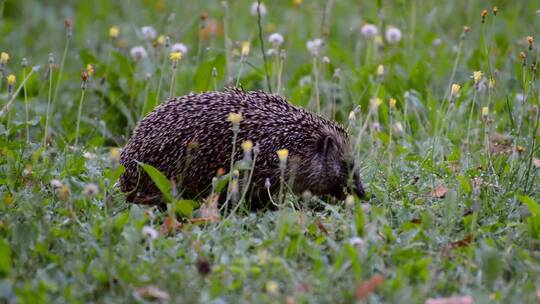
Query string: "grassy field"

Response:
xmin=1 ymin=0 xmax=540 ymax=303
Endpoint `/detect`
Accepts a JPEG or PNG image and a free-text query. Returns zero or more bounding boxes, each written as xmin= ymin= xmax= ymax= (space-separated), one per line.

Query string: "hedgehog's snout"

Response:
xmin=352 ymin=169 xmax=365 ymax=198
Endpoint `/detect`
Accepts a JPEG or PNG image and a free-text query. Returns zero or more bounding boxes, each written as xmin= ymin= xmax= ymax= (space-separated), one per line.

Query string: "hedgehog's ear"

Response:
xmin=316 ymin=135 xmax=335 ymax=158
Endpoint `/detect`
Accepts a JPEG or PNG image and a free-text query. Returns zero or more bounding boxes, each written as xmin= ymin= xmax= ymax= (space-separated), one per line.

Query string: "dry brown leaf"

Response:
xmin=160 ymin=216 xmax=182 ymax=235
xmin=425 ymin=296 xmax=473 ymax=304
xmin=315 ymin=218 xmax=329 ymax=236
xmin=135 ymin=286 xmax=170 ymax=302
xmin=430 ymin=185 xmax=449 ymax=198
xmin=356 ymin=275 xmax=384 ymax=300
xmin=442 ymin=235 xmax=474 ymax=256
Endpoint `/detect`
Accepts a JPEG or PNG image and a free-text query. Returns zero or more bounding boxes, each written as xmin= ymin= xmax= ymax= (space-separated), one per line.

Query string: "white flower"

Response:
xmin=306 ymin=38 xmax=323 ymax=56
xmin=322 ymin=56 xmax=330 ymax=64
xmin=432 ymin=38 xmax=442 ymax=47
xmin=299 ymin=75 xmax=311 ymax=87
xmin=141 ymin=26 xmax=157 ymax=40
xmin=360 ymin=24 xmax=378 ymax=37
xmin=515 ymin=93 xmax=524 ymax=103
xmin=171 ymin=43 xmax=188 ymax=54
xmin=349 ymin=237 xmax=365 ymax=246
xmin=142 ymin=226 xmax=159 ymax=240
xmin=130 ymin=46 xmax=148 ymax=61
xmin=250 ymin=2 xmax=267 ymax=16
xmin=268 ymin=33 xmax=284 ymax=47
xmin=361 ymin=203 xmax=371 ymax=214
xmin=50 ymin=179 xmax=63 ymax=189
xmin=83 ymin=183 xmax=99 ymax=199
xmin=385 ymin=26 xmax=402 ymax=44
xmin=394 ymin=122 xmax=404 ymax=135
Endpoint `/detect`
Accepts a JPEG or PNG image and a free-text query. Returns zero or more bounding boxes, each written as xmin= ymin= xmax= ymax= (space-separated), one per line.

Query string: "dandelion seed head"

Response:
xmin=250 ymin=2 xmax=267 ymax=16
xmin=268 ymin=32 xmax=284 ymax=47
xmin=130 ymin=46 xmax=148 ymax=61
xmin=360 ymin=24 xmax=378 ymax=37
xmin=171 ymin=43 xmax=188 ymax=54
xmin=385 ymin=26 xmax=402 ymax=43
xmin=141 ymin=26 xmax=157 ymax=40
xmin=142 ymin=226 xmax=159 ymax=240
xmin=83 ymin=183 xmax=99 ymax=198
xmin=306 ymin=38 xmax=323 ymax=56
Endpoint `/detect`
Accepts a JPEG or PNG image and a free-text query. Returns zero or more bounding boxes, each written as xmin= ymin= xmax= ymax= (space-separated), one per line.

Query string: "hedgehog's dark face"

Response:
xmin=303 ymin=133 xmax=365 ymax=200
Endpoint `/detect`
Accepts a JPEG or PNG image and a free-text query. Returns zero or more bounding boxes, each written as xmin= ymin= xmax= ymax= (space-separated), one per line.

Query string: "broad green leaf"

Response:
xmin=174 ymin=199 xmax=197 ymax=217
xmin=137 ymin=162 xmax=172 ymax=202
xmin=0 ymin=238 xmax=11 ymax=277
xmin=518 ymin=195 xmax=540 ymax=216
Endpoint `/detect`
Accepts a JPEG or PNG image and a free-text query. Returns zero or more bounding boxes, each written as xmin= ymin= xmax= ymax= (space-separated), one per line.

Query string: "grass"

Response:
xmin=1 ymin=0 xmax=540 ymax=303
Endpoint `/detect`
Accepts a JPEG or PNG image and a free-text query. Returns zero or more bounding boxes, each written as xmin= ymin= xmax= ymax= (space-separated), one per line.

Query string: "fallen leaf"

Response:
xmin=425 ymin=295 xmax=473 ymax=304
xmin=356 ymin=275 xmax=384 ymax=300
xmin=410 ymin=218 xmax=422 ymax=224
xmin=135 ymin=286 xmax=170 ymax=302
xmin=315 ymin=218 xmax=329 ymax=236
xmin=430 ymin=185 xmax=449 ymax=198
xmin=442 ymin=235 xmax=474 ymax=256
xmin=160 ymin=216 xmax=182 ymax=235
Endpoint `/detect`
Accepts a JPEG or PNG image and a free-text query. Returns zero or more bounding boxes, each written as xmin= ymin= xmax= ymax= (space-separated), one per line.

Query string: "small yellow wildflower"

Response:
xmin=110 ymin=147 xmax=121 ymax=162
xmin=0 ymin=52 xmax=9 ymax=64
xmin=228 ymin=112 xmax=243 ymax=124
xmin=473 ymin=71 xmax=483 ymax=84
xmin=451 ymin=84 xmax=461 ymax=97
xmin=7 ymin=74 xmax=16 ymax=86
xmin=4 ymin=194 xmax=13 ymax=206
xmin=481 ymin=9 xmax=488 ymax=23
xmin=527 ymin=36 xmax=534 ymax=50
xmin=482 ymin=106 xmax=489 ymax=117
xmin=293 ymin=0 xmax=303 ymax=6
xmin=169 ymin=51 xmax=182 ymax=62
xmin=488 ymin=78 xmax=496 ymax=89
xmin=376 ymin=64 xmax=384 ymax=77
xmin=241 ymin=41 xmax=250 ymax=56
xmin=492 ymin=6 xmax=498 ymax=16
xmin=86 ymin=64 xmax=94 ymax=77
xmin=157 ymin=35 xmax=166 ymax=45
xmin=348 ymin=111 xmax=356 ymax=121
xmin=277 ymin=149 xmax=289 ymax=162
xmin=109 ymin=26 xmax=119 ymax=39
xmin=241 ymin=140 xmax=253 ymax=152
xmin=265 ymin=280 xmax=279 ymax=294
xmin=389 ymin=98 xmax=396 ymax=108
xmin=370 ymin=97 xmax=382 ymax=109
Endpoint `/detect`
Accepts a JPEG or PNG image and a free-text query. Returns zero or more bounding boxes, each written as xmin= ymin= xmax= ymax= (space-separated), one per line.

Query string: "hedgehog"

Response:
xmin=119 ymin=88 xmax=365 ymax=209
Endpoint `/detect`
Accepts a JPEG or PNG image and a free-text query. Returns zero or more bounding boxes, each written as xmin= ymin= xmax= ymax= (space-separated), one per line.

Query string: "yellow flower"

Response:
xmin=265 ymin=280 xmax=279 ymax=294
xmin=527 ymin=36 xmax=534 ymax=49
xmin=86 ymin=64 xmax=94 ymax=77
xmin=488 ymin=78 xmax=496 ymax=89
xmin=277 ymin=149 xmax=289 ymax=162
xmin=110 ymin=148 xmax=121 ymax=162
xmin=348 ymin=111 xmax=356 ymax=121
xmin=374 ymin=35 xmax=384 ymax=46
xmin=473 ymin=71 xmax=483 ymax=84
xmin=376 ymin=64 xmax=384 ymax=77
xmin=241 ymin=140 xmax=253 ymax=152
xmin=389 ymin=98 xmax=396 ymax=108
xmin=157 ymin=35 xmax=166 ymax=45
xmin=241 ymin=41 xmax=250 ymax=56
xmin=109 ymin=26 xmax=119 ymax=39
xmin=293 ymin=0 xmax=303 ymax=6
xmin=169 ymin=51 xmax=182 ymax=62
xmin=370 ymin=97 xmax=382 ymax=109
xmin=482 ymin=106 xmax=489 ymax=117
xmin=451 ymin=84 xmax=461 ymax=97
xmin=228 ymin=112 xmax=243 ymax=124
xmin=0 ymin=52 xmax=9 ymax=64
xmin=7 ymin=74 xmax=15 ymax=86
